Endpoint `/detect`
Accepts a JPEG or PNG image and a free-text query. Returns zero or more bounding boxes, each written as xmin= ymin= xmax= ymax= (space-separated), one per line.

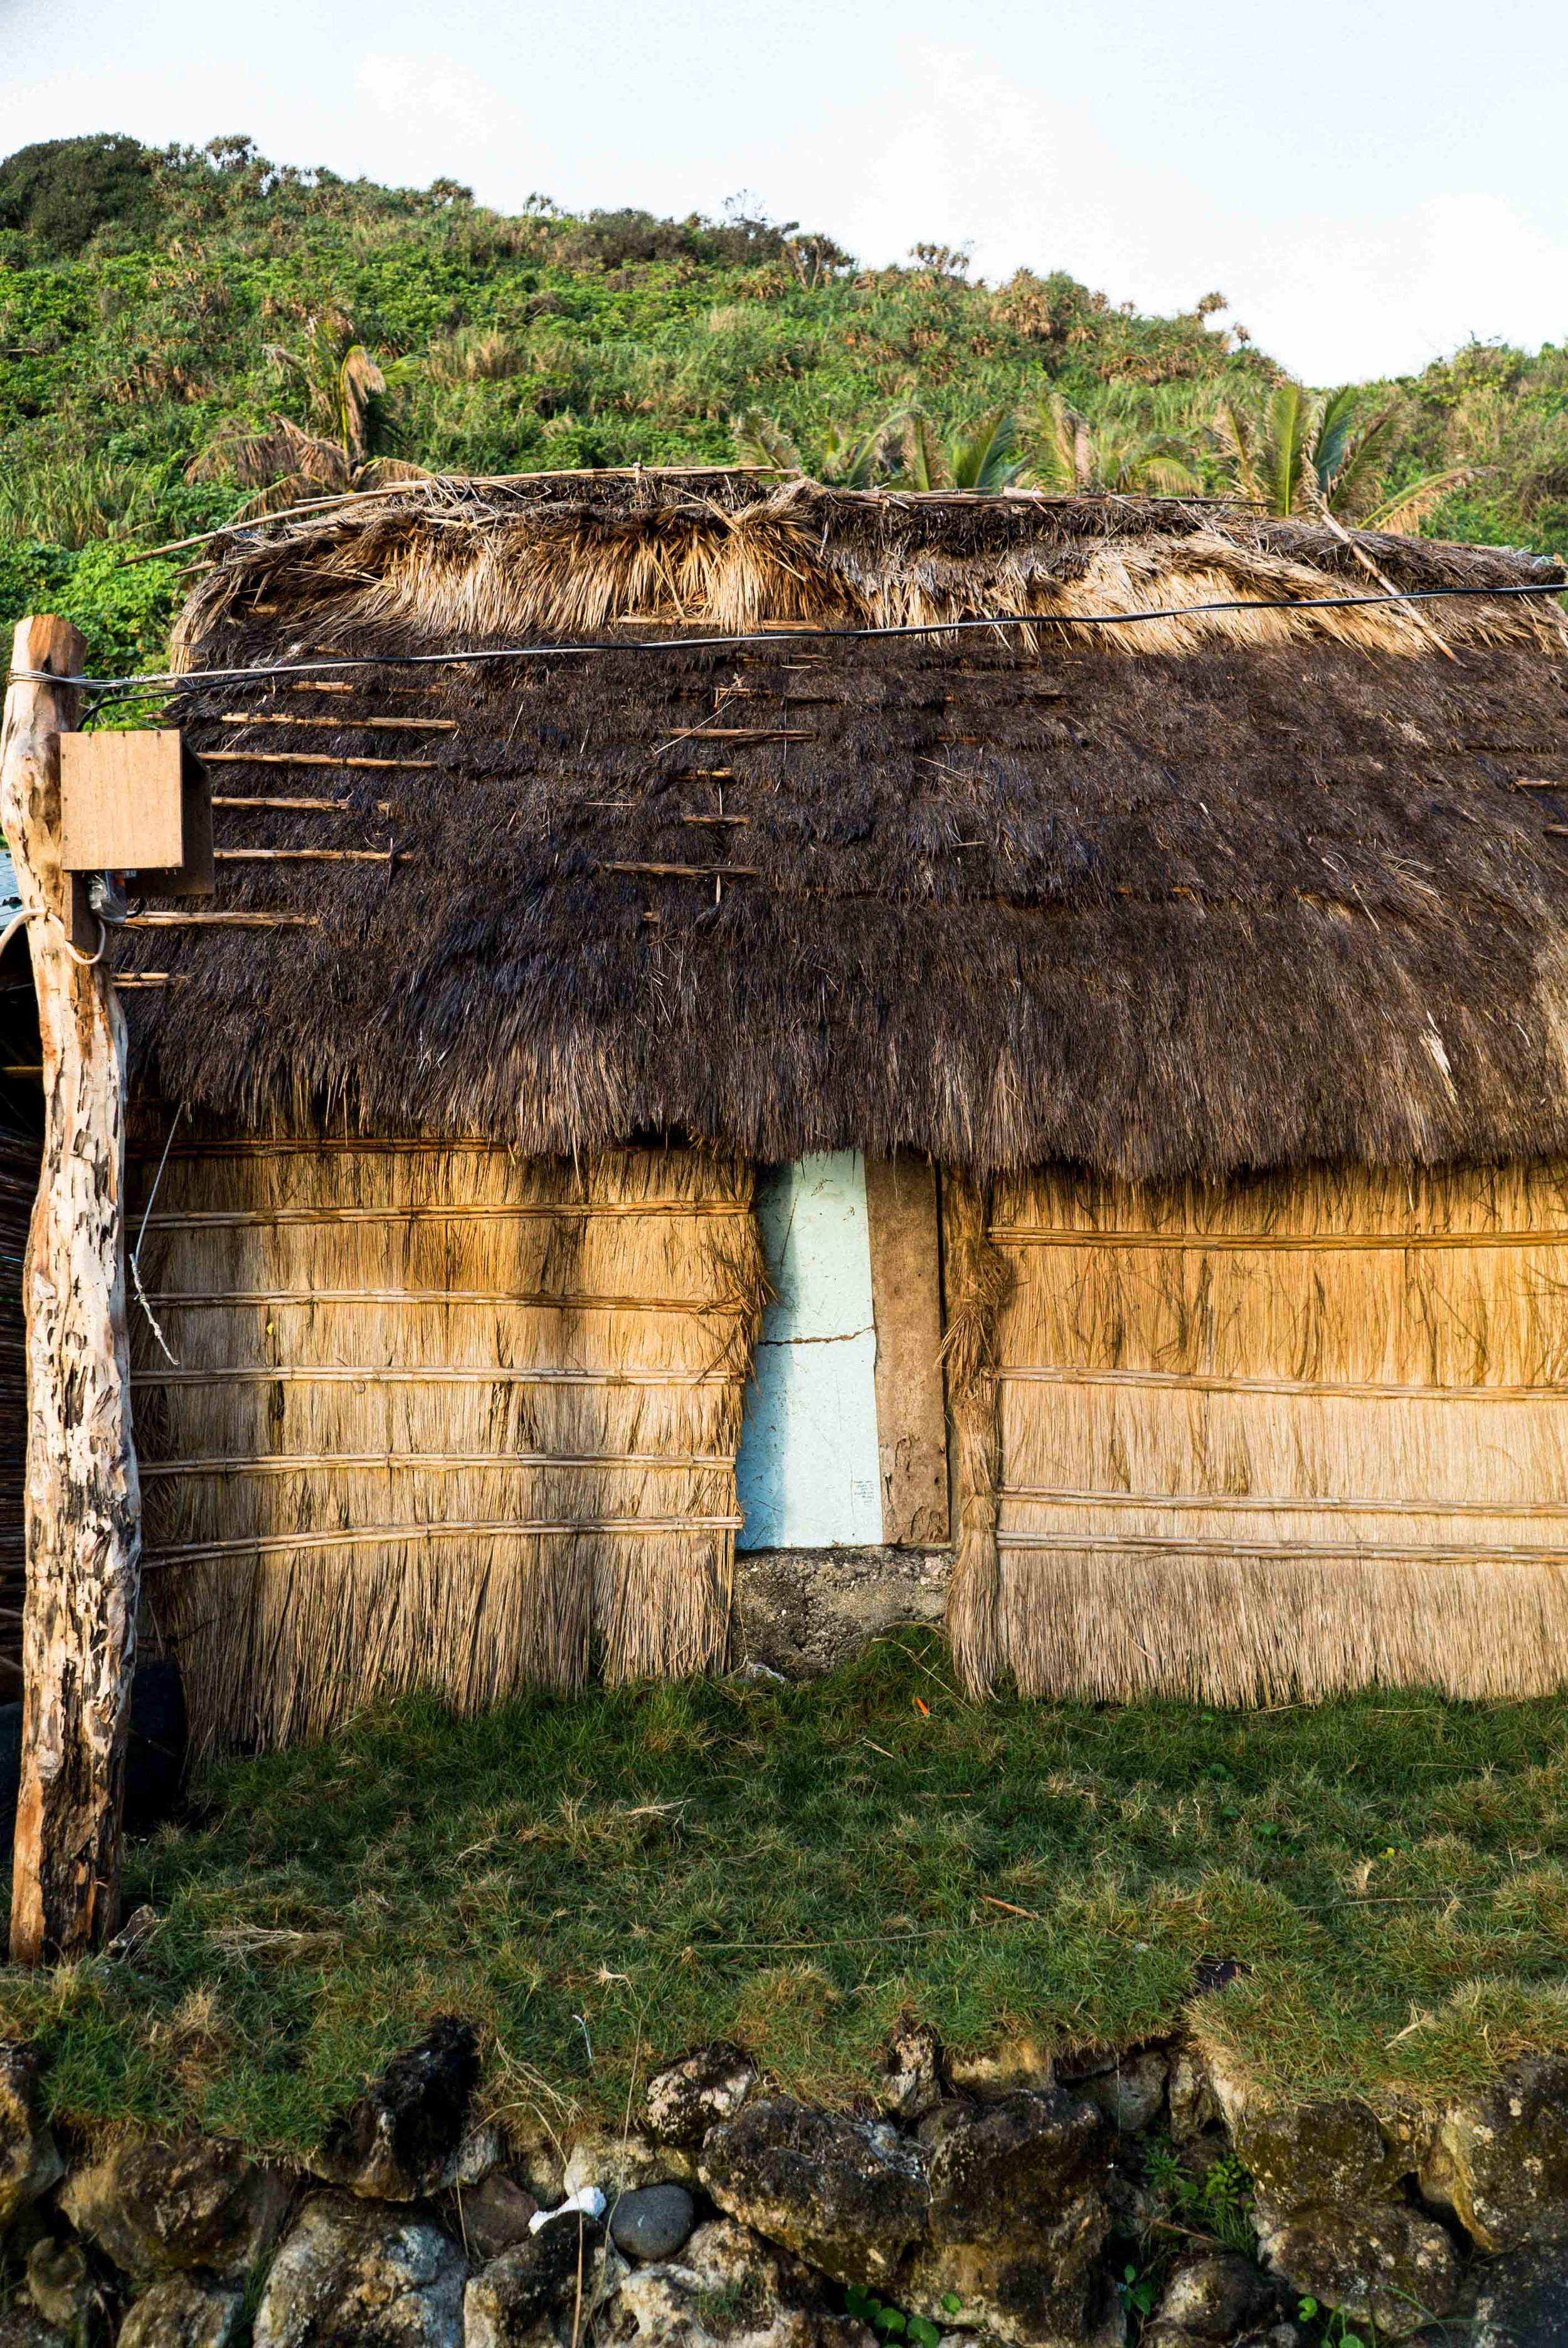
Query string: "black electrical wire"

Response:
xmin=9 ymin=573 xmax=1568 ymax=704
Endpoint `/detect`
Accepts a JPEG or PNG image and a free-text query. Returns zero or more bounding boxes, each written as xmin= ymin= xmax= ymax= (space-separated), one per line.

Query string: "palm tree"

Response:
xmin=730 ymin=408 xmax=899 ymax=489
xmin=819 ymin=418 xmax=898 ymax=489
xmin=729 ymin=408 xmax=802 ymax=472
xmin=1213 ymin=382 xmax=1470 ymax=526
xmin=1029 ymin=392 xmax=1202 ymax=496
xmin=886 ymin=405 xmax=1025 ymax=491
xmin=188 ymin=325 xmax=429 ymax=518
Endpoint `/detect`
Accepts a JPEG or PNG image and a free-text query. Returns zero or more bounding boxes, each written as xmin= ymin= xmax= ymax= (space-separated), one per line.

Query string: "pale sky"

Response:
xmin=1 ymin=0 xmax=1565 ymax=386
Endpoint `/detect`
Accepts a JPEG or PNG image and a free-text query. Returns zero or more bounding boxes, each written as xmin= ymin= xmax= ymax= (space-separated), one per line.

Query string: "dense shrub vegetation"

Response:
xmin=0 ymin=132 xmax=1565 ymax=672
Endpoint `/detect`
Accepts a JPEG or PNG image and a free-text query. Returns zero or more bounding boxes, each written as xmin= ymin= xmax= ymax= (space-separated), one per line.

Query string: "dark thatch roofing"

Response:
xmin=126 ymin=470 xmax=1568 ymax=1178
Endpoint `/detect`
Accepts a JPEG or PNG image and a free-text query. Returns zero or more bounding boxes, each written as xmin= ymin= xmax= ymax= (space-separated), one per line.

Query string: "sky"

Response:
xmin=1 ymin=0 xmax=1565 ymax=385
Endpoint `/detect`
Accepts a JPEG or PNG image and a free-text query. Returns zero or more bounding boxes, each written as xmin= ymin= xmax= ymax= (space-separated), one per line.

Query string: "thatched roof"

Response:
xmin=125 ymin=470 xmax=1568 ymax=1177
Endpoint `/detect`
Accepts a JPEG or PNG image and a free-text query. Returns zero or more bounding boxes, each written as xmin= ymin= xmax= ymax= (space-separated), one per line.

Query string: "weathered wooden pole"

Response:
xmin=1 ymin=616 xmax=140 ymax=1963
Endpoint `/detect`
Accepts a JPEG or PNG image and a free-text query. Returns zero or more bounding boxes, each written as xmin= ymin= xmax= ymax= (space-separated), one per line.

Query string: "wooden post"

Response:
xmin=865 ymin=1155 xmax=950 ymax=1547
xmin=1 ymin=617 xmax=140 ymax=1963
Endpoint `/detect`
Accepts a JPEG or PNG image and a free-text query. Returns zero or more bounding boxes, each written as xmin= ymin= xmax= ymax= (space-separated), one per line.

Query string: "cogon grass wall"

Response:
xmin=948 ymin=1161 xmax=1568 ymax=1704
xmin=129 ymin=1133 xmax=766 ymax=1756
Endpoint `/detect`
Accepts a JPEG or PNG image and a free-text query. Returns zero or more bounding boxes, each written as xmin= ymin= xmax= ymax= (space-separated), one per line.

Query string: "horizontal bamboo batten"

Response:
xmin=142 ymin=1290 xmax=725 ymax=1310
xmin=130 ymin=1140 xmax=765 ymax=1753
xmin=142 ymin=1451 xmax=730 ymax=1476
xmin=990 ymin=1225 xmax=1568 ymax=1250
xmin=144 ymin=1201 xmax=752 ymax=1227
xmin=133 ymin=1366 xmax=746 ymax=1387
xmin=146 ymin=1517 xmax=745 ymax=1568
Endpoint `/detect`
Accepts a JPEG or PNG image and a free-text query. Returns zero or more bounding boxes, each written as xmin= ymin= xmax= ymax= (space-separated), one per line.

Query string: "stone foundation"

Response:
xmin=2 ymin=2016 xmax=1565 ymax=2347
xmin=734 ymin=1549 xmax=950 ymax=1677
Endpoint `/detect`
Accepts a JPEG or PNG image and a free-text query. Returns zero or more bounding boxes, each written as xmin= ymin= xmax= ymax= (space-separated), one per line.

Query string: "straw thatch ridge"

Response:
xmin=132 ymin=1135 xmax=765 ymax=1753
xmin=125 ymin=471 xmax=1568 ymax=1179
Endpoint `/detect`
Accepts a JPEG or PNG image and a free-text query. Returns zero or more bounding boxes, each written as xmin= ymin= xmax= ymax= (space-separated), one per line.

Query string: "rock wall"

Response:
xmin=1 ymin=2018 xmax=1565 ymax=2348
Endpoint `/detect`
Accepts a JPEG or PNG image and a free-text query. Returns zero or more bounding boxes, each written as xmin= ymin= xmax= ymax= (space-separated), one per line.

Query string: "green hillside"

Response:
xmin=1 ymin=131 xmax=1566 ymax=674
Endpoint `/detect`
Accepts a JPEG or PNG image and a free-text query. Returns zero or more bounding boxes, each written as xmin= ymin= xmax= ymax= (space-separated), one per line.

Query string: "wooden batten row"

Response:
xmin=213 ymin=797 xmax=351 ymax=812
xmin=210 ymin=851 xmax=373 ymax=873
xmin=143 ymin=1288 xmax=728 ymax=1311
xmin=125 ymin=912 xmax=319 ymax=930
xmin=144 ymin=1200 xmax=753 ymax=1226
xmin=601 ymin=862 xmax=761 ymax=879
xmin=219 ymin=713 xmax=458 ymax=732
xmin=144 ymin=1450 xmax=730 ymax=1476
xmin=134 ymin=1366 xmax=747 ymax=1387
xmin=1000 ymin=1485 xmax=1568 ymax=1518
xmin=997 ymin=1530 xmax=1568 ymax=1564
xmin=146 ymin=1516 xmax=746 ymax=1568
xmin=990 ymin=1224 xmax=1568 ymax=1251
xmin=660 ymin=726 xmax=818 ymax=742
xmin=998 ymin=1365 xmax=1568 ymax=1400
xmin=201 ymin=750 xmax=438 ymax=771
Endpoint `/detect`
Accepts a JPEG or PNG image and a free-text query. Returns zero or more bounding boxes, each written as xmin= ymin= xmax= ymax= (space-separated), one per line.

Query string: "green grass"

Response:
xmin=3 ymin=1630 xmax=1565 ymax=2160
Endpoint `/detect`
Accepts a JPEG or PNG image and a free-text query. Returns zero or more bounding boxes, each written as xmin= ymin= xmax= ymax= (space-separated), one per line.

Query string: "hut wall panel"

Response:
xmin=984 ymin=1162 xmax=1568 ymax=1701
xmin=130 ymin=1139 xmax=763 ymax=1753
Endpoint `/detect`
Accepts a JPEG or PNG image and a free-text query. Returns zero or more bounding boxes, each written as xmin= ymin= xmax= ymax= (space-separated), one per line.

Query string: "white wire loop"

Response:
xmin=0 ymin=900 xmax=107 ymax=968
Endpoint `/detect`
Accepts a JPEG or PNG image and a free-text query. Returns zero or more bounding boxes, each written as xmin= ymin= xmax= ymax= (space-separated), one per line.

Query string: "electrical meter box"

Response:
xmin=58 ymin=731 xmax=213 ymax=896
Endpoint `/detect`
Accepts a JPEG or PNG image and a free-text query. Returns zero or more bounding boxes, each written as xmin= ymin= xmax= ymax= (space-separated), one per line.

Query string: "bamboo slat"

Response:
xmin=201 ymin=751 xmax=438 ymax=772
xmin=144 ymin=1451 xmax=729 ymax=1477
xmin=146 ymin=1517 xmax=744 ymax=1567
xmin=990 ymin=1225 xmax=1568 ymax=1251
xmin=144 ymin=1201 xmax=751 ymax=1227
xmin=220 ymin=714 xmax=457 ymax=733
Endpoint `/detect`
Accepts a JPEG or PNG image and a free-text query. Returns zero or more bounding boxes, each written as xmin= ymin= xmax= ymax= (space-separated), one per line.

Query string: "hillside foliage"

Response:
xmin=1 ymin=133 xmax=1566 ymax=672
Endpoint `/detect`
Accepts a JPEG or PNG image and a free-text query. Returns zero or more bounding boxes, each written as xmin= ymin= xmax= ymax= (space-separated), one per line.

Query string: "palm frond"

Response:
xmin=1212 ymin=398 xmax=1264 ymax=506
xmin=1267 ymin=382 xmax=1316 ymax=517
xmin=951 ymin=409 xmax=1023 ymax=491
xmin=226 ymin=472 xmax=331 ymax=523
xmin=186 ymin=416 xmax=349 ymax=493
xmin=1027 ymin=395 xmax=1085 ymax=492
xmin=820 ymin=418 xmax=891 ymax=490
xmin=356 ymin=457 xmax=435 ymax=489
xmin=886 ymin=406 xmax=952 ymax=492
xmin=1129 ymin=442 xmax=1204 ymax=496
xmin=1359 ymin=467 xmax=1477 ymax=534
xmin=1323 ymin=405 xmax=1404 ymax=516
xmin=729 ymin=410 xmax=802 ymax=471
xmin=339 ymin=346 xmax=388 ymax=465
xmin=1311 ymin=385 xmax=1365 ymax=495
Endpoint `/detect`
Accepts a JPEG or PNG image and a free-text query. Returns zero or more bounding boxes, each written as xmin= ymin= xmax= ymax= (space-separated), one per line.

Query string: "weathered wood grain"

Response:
xmin=1 ymin=615 xmax=140 ymax=1962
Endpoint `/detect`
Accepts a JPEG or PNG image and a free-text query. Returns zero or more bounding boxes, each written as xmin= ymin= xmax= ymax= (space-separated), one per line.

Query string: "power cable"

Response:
xmin=7 ymin=574 xmax=1568 ymax=703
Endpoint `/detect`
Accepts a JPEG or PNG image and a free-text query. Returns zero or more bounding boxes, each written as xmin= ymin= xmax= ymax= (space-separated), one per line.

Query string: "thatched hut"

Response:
xmin=98 ymin=469 xmax=1568 ymax=1748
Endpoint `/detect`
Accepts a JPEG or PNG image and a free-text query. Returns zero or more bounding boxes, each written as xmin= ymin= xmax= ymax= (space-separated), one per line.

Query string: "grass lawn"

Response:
xmin=2 ymin=1629 xmax=1565 ymax=2162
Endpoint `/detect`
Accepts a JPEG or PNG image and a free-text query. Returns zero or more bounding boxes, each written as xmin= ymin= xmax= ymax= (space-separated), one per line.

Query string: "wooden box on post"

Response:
xmin=59 ymin=730 xmax=214 ymax=896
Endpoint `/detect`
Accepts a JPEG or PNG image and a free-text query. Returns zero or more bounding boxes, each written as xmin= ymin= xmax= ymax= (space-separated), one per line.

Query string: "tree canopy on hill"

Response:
xmin=0 ymin=134 xmax=160 ymax=253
